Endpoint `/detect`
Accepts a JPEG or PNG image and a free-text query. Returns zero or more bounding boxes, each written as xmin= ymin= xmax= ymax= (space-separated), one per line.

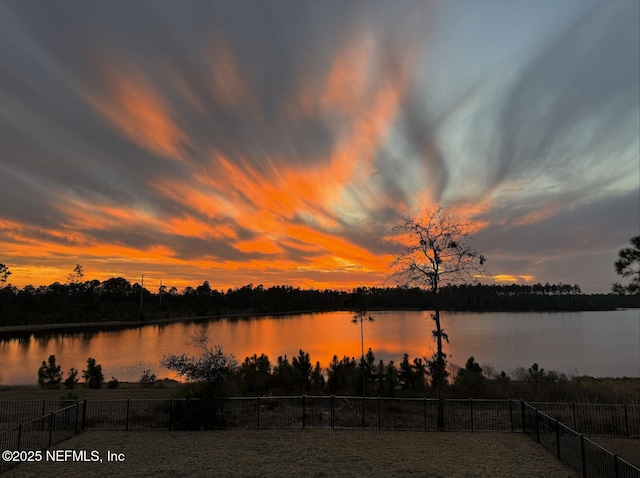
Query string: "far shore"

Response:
xmin=0 ymin=309 xmax=337 ymax=336
xmin=0 ymin=306 xmax=635 ymax=337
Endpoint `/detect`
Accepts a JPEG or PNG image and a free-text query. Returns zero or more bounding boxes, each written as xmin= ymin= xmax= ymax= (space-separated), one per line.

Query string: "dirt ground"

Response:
xmin=3 ymin=430 xmax=577 ymax=478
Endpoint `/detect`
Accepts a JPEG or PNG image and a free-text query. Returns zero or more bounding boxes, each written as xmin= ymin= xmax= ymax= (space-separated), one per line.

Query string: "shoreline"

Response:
xmin=0 ymin=309 xmax=333 ymax=336
xmin=0 ymin=306 xmax=635 ymax=337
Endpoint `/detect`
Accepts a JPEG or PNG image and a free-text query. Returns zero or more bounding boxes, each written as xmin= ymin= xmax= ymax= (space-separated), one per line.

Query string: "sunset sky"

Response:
xmin=0 ymin=0 xmax=638 ymax=294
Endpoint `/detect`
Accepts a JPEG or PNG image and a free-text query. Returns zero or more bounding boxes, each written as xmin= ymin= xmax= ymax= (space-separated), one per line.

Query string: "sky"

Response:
xmin=0 ymin=0 xmax=638 ymax=294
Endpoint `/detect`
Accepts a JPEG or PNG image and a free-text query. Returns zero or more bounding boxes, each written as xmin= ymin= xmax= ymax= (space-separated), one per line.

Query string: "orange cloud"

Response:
xmin=513 ymin=203 xmax=562 ymax=226
xmin=208 ymin=31 xmax=258 ymax=114
xmin=235 ymin=238 xmax=283 ymax=255
xmin=321 ymin=38 xmax=371 ymax=114
xmin=492 ymin=274 xmax=535 ymax=283
xmin=86 ymin=60 xmax=188 ymax=160
xmin=2 ymin=30 xmax=419 ymax=292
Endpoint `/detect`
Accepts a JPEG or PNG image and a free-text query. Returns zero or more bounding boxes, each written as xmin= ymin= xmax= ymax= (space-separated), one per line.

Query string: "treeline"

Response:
xmin=29 ymin=343 xmax=640 ymax=403
xmin=183 ymin=350 xmax=640 ymax=403
xmin=164 ymin=346 xmax=640 ymax=403
xmin=0 ymin=277 xmax=637 ymax=328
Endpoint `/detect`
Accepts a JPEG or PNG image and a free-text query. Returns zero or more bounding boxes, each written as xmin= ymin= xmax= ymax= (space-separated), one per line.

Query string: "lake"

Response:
xmin=1 ymin=309 xmax=639 ymax=385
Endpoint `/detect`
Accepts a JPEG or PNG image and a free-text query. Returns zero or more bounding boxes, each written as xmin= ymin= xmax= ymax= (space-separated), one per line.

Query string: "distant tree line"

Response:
xmin=0 ymin=274 xmax=637 ymax=328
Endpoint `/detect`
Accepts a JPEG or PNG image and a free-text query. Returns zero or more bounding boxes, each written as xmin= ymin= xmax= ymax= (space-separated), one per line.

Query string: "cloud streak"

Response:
xmin=0 ymin=0 xmax=637 ymax=292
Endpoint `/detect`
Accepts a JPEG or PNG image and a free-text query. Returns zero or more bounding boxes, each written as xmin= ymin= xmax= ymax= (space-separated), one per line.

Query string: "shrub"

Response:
xmin=161 ymin=330 xmax=236 ymax=398
xmin=64 ymin=368 xmax=79 ymax=389
xmin=139 ymin=369 xmax=157 ymax=387
xmin=453 ymin=356 xmax=486 ymax=398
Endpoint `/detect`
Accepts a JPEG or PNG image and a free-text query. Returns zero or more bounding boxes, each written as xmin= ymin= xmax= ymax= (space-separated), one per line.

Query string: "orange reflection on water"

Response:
xmin=2 ymin=310 xmax=638 ymax=385
xmin=0 ymin=311 xmax=437 ymax=385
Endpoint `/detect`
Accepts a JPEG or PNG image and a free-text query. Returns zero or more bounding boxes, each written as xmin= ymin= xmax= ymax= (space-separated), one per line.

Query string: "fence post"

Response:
xmin=82 ymin=400 xmax=87 ymax=431
xmin=624 ymin=404 xmax=629 ymax=438
xmin=424 ymin=398 xmax=427 ymax=432
xmin=509 ymin=399 xmax=514 ymax=433
xmin=48 ymin=412 xmax=54 ymax=448
xmin=613 ymin=454 xmax=619 ymax=478
xmin=555 ymin=419 xmax=561 ymax=459
xmin=378 ymin=397 xmax=381 ymax=430
xmin=331 ymin=395 xmax=335 ymax=429
xmin=535 ymin=409 xmax=540 ymax=443
xmin=302 ymin=395 xmax=306 ymax=429
xmin=74 ymin=402 xmax=80 ymax=434
xmin=521 ymin=400 xmax=526 ymax=434
xmin=212 ymin=398 xmax=217 ymax=430
xmin=470 ymin=399 xmax=474 ymax=432
xmin=581 ymin=434 xmax=587 ymax=478
xmin=125 ymin=399 xmax=130 ymax=431
xmin=256 ymin=396 xmax=260 ymax=430
xmin=572 ymin=402 xmax=577 ymax=430
xmin=168 ymin=399 xmax=173 ymax=430
xmin=17 ymin=423 xmax=22 ymax=450
xmin=41 ymin=399 xmax=46 ymax=431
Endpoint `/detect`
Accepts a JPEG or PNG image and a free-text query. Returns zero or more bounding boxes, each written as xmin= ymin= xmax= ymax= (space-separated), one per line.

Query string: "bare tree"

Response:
xmin=161 ymin=329 xmax=236 ymax=397
xmin=0 ymin=263 xmax=10 ymax=285
xmin=352 ymin=306 xmax=374 ymax=426
xmin=390 ymin=207 xmax=487 ymax=429
xmin=67 ymin=264 xmax=84 ymax=285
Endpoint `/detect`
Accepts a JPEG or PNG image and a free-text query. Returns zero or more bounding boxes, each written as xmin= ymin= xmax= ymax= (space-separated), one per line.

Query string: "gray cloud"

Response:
xmin=491 ymin=0 xmax=639 ymax=189
xmin=0 ymin=1 xmax=637 ymax=291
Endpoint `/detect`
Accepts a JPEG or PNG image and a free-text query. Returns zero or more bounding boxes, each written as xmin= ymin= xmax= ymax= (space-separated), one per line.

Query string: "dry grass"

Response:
xmin=591 ymin=437 xmax=640 ymax=468
xmin=0 ymin=381 xmax=181 ymax=401
xmin=3 ymin=430 xmax=577 ymax=478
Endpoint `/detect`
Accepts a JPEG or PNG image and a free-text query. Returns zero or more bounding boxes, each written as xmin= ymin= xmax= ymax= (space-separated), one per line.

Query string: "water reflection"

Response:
xmin=0 ymin=309 xmax=638 ymax=385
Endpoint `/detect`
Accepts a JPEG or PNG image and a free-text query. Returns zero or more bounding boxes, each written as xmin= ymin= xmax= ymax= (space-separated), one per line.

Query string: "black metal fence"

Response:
xmin=0 ymin=402 xmax=82 ymax=473
xmin=1 ymin=398 xmax=639 ymax=476
xmin=0 ymin=400 xmax=78 ymax=431
xmin=523 ymin=403 xmax=640 ymax=478
xmin=529 ymin=402 xmax=640 ymax=438
xmin=2 ymin=398 xmax=639 ymax=436
xmin=77 ymin=397 xmax=528 ymax=432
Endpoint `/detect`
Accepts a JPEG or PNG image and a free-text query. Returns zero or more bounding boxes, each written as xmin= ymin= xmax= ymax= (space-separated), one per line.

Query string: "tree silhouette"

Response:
xmin=38 ymin=354 xmax=62 ymax=389
xmin=63 ymin=368 xmax=79 ymax=389
xmin=612 ymin=235 xmax=640 ymax=296
xmin=0 ymin=263 xmax=10 ymax=285
xmin=454 ymin=356 xmax=486 ymax=397
xmin=83 ymin=357 xmax=104 ymax=389
xmin=352 ymin=308 xmax=374 ymax=396
xmin=161 ymin=330 xmax=236 ymax=397
xmin=67 ymin=264 xmax=84 ymax=285
xmin=390 ymin=207 xmax=487 ymax=429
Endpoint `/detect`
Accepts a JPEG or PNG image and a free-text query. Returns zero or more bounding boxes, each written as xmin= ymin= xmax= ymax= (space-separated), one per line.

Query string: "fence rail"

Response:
xmin=529 ymin=402 xmax=640 ymax=438
xmin=78 ymin=397 xmax=527 ymax=432
xmin=522 ymin=403 xmax=640 ymax=478
xmin=0 ymin=402 xmax=82 ymax=473
xmin=0 ymin=400 xmax=78 ymax=431
xmin=2 ymin=398 xmax=639 ymax=435
xmin=1 ymin=398 xmax=639 ymax=476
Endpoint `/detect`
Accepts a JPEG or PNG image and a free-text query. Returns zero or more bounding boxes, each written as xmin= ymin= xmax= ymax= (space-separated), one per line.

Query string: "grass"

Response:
xmin=2 ymin=429 xmax=578 ymax=478
xmin=0 ymin=381 xmax=181 ymax=401
xmin=591 ymin=437 xmax=640 ymax=468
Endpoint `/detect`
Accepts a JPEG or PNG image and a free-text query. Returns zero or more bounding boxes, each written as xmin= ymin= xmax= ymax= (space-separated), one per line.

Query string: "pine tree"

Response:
xmin=38 ymin=355 xmax=62 ymax=389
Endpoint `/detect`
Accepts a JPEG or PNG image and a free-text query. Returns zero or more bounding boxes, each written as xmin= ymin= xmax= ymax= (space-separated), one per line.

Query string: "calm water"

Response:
xmin=1 ymin=309 xmax=639 ymax=385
